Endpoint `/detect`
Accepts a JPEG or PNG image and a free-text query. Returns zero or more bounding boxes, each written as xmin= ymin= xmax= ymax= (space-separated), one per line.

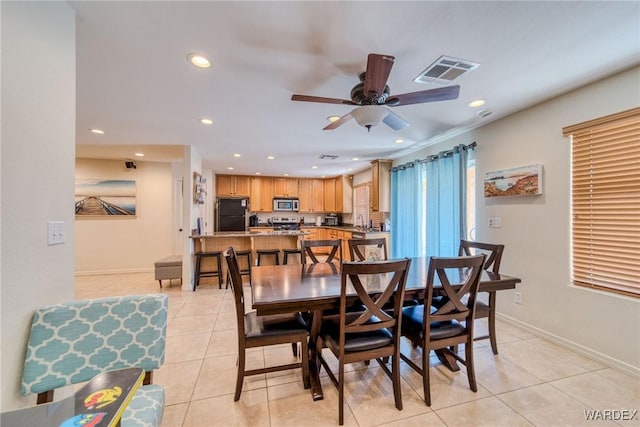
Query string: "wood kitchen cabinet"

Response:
xmin=370 ymin=160 xmax=391 ymax=212
xmin=216 ymin=175 xmax=250 ymax=197
xmin=323 ymin=178 xmax=336 ymax=212
xmin=250 ymin=176 xmax=274 ymax=212
xmin=274 ymin=177 xmax=298 ymax=197
xmin=335 ymin=175 xmax=353 ymax=213
xmin=298 ymin=179 xmax=324 ymax=213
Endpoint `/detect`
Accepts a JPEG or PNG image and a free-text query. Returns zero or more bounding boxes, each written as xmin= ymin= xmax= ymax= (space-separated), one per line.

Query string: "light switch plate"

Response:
xmin=488 ymin=217 xmax=502 ymax=228
xmin=48 ymin=221 xmax=65 ymax=245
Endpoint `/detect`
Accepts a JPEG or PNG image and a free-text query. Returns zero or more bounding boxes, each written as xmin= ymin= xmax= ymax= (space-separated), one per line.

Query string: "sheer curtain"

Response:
xmin=390 ymin=162 xmax=426 ymax=258
xmin=425 ymin=145 xmax=468 ymax=257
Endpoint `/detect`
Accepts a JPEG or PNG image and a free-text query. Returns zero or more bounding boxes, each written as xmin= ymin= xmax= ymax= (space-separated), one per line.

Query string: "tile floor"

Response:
xmin=75 ymin=272 xmax=640 ymax=427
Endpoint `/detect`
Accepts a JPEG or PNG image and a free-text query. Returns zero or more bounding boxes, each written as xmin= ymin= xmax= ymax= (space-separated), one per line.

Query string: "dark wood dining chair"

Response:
xmin=301 ymin=239 xmax=342 ymax=264
xmin=316 ymin=258 xmax=411 ymax=425
xmin=459 ymin=239 xmax=504 ymax=354
xmin=400 ymin=254 xmax=485 ymax=406
xmin=348 ymin=237 xmax=388 ymax=261
xmin=224 ymin=247 xmax=310 ymax=401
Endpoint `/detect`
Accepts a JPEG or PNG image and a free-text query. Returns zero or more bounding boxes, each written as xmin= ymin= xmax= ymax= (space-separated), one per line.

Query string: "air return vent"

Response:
xmin=319 ymin=154 xmax=339 ymax=160
xmin=414 ymin=55 xmax=479 ymax=84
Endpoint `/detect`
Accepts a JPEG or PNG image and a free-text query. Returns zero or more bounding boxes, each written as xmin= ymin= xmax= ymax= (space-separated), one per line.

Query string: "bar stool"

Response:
xmin=283 ymin=248 xmax=303 ymax=264
xmin=194 ymin=251 xmax=224 ymax=288
xmin=226 ymin=250 xmax=252 ymax=287
xmin=256 ymin=249 xmax=280 ymax=266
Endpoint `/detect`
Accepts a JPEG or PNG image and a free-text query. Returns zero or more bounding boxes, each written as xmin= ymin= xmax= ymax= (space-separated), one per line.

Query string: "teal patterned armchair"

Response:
xmin=21 ymin=294 xmax=168 ymax=427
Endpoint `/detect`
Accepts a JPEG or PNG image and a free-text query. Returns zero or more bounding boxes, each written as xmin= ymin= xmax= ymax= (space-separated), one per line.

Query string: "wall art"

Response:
xmin=75 ymin=179 xmax=137 ymax=217
xmin=484 ymin=164 xmax=542 ymax=198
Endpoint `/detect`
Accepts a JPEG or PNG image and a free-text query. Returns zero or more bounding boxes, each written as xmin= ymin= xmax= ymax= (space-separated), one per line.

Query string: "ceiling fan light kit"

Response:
xmin=292 ymin=53 xmax=461 ymax=131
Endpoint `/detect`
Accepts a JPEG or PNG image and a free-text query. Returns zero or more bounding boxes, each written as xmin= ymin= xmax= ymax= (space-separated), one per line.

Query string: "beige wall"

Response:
xmin=1 ymin=1 xmax=76 ymax=410
xmin=75 ymin=159 xmax=174 ymax=274
xmin=394 ymin=66 xmax=640 ymax=374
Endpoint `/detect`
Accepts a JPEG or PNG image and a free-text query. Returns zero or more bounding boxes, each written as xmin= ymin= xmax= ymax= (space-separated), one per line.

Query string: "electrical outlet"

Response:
xmin=488 ymin=217 xmax=502 ymax=228
xmin=514 ymin=291 xmax=522 ymax=304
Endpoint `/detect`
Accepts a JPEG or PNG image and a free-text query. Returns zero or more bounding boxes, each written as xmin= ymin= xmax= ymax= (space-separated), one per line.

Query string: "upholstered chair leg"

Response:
xmin=235 ymin=350 xmax=246 ymax=401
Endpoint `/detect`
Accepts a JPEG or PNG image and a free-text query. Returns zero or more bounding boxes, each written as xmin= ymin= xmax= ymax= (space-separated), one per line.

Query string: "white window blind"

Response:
xmin=354 ymin=183 xmax=369 ymax=227
xmin=563 ymin=107 xmax=640 ymax=298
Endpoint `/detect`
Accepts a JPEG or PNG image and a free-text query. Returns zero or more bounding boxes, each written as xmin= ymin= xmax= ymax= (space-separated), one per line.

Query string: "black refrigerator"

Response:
xmin=215 ymin=197 xmax=249 ymax=231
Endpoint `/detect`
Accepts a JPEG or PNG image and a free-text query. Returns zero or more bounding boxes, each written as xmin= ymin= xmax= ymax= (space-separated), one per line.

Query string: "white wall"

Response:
xmin=394 ymin=66 xmax=640 ymax=374
xmin=75 ymin=159 xmax=174 ymax=274
xmin=1 ymin=2 xmax=76 ymax=410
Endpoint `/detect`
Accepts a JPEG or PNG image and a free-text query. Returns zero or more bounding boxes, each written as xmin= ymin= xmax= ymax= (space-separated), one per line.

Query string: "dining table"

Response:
xmin=250 ymin=256 xmax=521 ymax=401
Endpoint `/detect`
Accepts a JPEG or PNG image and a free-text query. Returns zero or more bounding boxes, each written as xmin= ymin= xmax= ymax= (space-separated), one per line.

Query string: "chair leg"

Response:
xmin=158 ymin=280 xmax=162 ymax=288
xmin=234 ymin=349 xmax=245 ymax=401
xmin=465 ymin=339 xmax=478 ymax=392
xmin=488 ymin=291 xmax=499 ymax=354
xmin=338 ymin=360 xmax=345 ymax=425
xmin=423 ymin=345 xmax=431 ymax=406
xmin=392 ymin=354 xmax=402 ymax=410
xmin=301 ymin=338 xmax=310 ymax=389
xmin=291 ymin=342 xmax=298 ymax=358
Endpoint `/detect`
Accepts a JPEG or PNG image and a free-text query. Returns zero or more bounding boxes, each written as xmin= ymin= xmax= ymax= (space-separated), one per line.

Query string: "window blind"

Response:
xmin=563 ymin=107 xmax=640 ymax=298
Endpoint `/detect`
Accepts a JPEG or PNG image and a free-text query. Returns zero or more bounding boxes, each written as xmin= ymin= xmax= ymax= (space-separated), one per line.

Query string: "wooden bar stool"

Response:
xmin=256 ymin=249 xmax=280 ymax=266
xmin=283 ymin=248 xmax=303 ymax=264
xmin=194 ymin=251 xmax=224 ymax=288
xmin=226 ymin=250 xmax=252 ymax=287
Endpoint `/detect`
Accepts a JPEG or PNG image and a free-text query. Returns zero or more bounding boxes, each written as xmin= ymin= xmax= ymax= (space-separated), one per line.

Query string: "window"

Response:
xmin=563 ymin=107 xmax=640 ymax=298
xmin=354 ymin=183 xmax=370 ymax=228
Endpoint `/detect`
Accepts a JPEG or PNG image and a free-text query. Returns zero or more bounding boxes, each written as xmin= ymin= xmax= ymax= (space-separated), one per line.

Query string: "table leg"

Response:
xmin=307 ymin=310 xmax=324 ymax=400
xmin=434 ymin=348 xmax=461 ymax=372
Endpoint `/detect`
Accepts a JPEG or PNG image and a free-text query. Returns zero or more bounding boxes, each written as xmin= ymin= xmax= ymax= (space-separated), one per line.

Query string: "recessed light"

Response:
xmin=347 ymin=168 xmax=353 ymax=171
xmin=187 ymin=53 xmax=210 ymax=68
xmin=327 ymin=115 xmax=340 ymax=123
xmin=233 ymin=153 xmax=241 ymax=157
xmin=394 ymin=139 xmax=404 ymax=144
xmin=352 ymin=157 xmax=359 ymax=161
xmin=468 ymin=99 xmax=486 ymax=108
xmin=267 ymin=156 xmax=275 ymax=160
xmin=200 ymin=118 xmax=213 ymax=125
xmin=134 ymin=152 xmax=144 ymax=157
xmin=321 ymin=175 xmax=326 ymax=178
xmin=90 ymin=129 xmax=104 ymax=134
xmin=284 ymin=173 xmax=289 ymax=176
xmin=312 ymin=166 xmax=318 ymax=169
xmin=227 ymin=167 xmax=234 ymax=170
xmin=255 ymin=172 xmax=261 ymax=175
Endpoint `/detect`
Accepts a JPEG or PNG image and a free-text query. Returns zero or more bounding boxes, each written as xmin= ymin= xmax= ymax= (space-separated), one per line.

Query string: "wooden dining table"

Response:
xmin=251 ymin=256 xmax=521 ymax=401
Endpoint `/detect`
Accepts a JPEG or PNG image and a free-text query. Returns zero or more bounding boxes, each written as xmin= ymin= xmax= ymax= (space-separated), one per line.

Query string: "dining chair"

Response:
xmin=316 ymin=258 xmax=411 ymax=425
xmin=399 ymin=254 xmax=485 ymax=406
xmin=459 ymin=239 xmax=505 ymax=354
xmin=224 ymin=247 xmax=310 ymax=401
xmin=301 ymin=239 xmax=342 ymax=264
xmin=348 ymin=237 xmax=388 ymax=261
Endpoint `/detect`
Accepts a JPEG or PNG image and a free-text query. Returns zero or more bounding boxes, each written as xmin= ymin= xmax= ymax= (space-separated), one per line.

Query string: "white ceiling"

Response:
xmin=71 ymin=1 xmax=640 ymax=177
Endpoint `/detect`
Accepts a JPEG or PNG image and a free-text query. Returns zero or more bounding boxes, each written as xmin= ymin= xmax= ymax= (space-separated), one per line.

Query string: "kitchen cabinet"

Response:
xmin=335 ymin=175 xmax=353 ymax=213
xmin=274 ymin=177 xmax=298 ymax=197
xmin=370 ymin=160 xmax=391 ymax=212
xmin=250 ymin=176 xmax=274 ymax=212
xmin=298 ymin=179 xmax=324 ymax=213
xmin=323 ymin=178 xmax=336 ymax=212
xmin=216 ymin=175 xmax=250 ymax=197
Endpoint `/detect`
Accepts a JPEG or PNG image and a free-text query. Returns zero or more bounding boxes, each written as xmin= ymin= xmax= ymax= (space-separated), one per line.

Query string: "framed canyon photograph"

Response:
xmin=484 ymin=164 xmax=542 ymax=198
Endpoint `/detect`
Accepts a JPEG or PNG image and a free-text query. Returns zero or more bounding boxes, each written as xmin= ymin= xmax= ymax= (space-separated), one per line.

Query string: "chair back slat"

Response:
xmin=348 ymin=238 xmax=388 ymax=261
xmin=301 ymin=239 xmax=342 ymax=264
xmin=458 ymin=240 xmax=504 ymax=273
xmin=224 ymin=247 xmax=247 ymax=338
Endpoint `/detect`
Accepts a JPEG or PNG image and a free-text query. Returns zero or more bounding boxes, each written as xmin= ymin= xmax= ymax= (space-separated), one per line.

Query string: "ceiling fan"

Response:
xmin=291 ymin=53 xmax=460 ymax=131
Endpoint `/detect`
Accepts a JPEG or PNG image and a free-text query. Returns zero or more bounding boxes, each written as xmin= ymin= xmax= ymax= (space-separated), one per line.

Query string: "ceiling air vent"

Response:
xmin=414 ymin=55 xmax=479 ymax=84
xmin=319 ymin=154 xmax=338 ymax=160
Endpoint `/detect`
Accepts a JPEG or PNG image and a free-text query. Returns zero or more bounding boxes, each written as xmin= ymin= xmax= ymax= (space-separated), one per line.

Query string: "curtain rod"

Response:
xmin=391 ymin=141 xmax=476 ymax=171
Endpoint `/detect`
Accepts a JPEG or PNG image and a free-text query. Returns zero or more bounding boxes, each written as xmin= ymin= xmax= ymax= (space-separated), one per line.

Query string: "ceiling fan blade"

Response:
xmin=389 ymin=85 xmax=460 ymax=106
xmin=322 ymin=112 xmax=353 ymax=130
xmin=363 ymin=54 xmax=395 ymax=97
xmin=382 ymin=110 xmax=410 ymax=131
xmin=291 ymin=94 xmax=354 ymax=105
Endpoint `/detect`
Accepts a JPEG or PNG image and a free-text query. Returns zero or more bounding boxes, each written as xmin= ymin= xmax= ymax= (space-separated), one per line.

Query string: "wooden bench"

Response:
xmin=154 ymin=255 xmax=182 ymax=288
xmin=20 ymin=294 xmax=168 ymax=427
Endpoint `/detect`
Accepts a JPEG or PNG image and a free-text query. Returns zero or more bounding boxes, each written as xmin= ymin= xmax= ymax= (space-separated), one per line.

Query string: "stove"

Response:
xmin=271 ymin=216 xmax=301 ymax=231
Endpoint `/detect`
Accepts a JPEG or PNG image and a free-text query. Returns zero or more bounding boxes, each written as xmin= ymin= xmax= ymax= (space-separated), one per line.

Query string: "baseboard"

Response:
xmin=497 ymin=313 xmax=640 ymax=378
xmin=75 ymin=268 xmax=153 ymax=276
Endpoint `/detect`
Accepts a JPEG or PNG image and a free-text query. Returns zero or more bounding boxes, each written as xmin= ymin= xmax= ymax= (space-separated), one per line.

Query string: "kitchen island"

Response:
xmin=191 ymin=230 xmax=309 ymax=285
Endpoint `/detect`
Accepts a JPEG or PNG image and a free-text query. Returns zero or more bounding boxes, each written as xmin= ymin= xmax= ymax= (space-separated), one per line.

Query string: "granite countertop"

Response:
xmin=191 ymin=230 xmax=309 ymax=238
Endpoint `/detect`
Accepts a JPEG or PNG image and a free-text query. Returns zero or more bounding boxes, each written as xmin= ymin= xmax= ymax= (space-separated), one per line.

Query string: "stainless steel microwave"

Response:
xmin=273 ymin=198 xmax=299 ymax=212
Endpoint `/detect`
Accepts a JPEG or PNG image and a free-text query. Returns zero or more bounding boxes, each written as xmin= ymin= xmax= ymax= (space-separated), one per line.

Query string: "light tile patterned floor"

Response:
xmin=75 ymin=272 xmax=640 ymax=427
